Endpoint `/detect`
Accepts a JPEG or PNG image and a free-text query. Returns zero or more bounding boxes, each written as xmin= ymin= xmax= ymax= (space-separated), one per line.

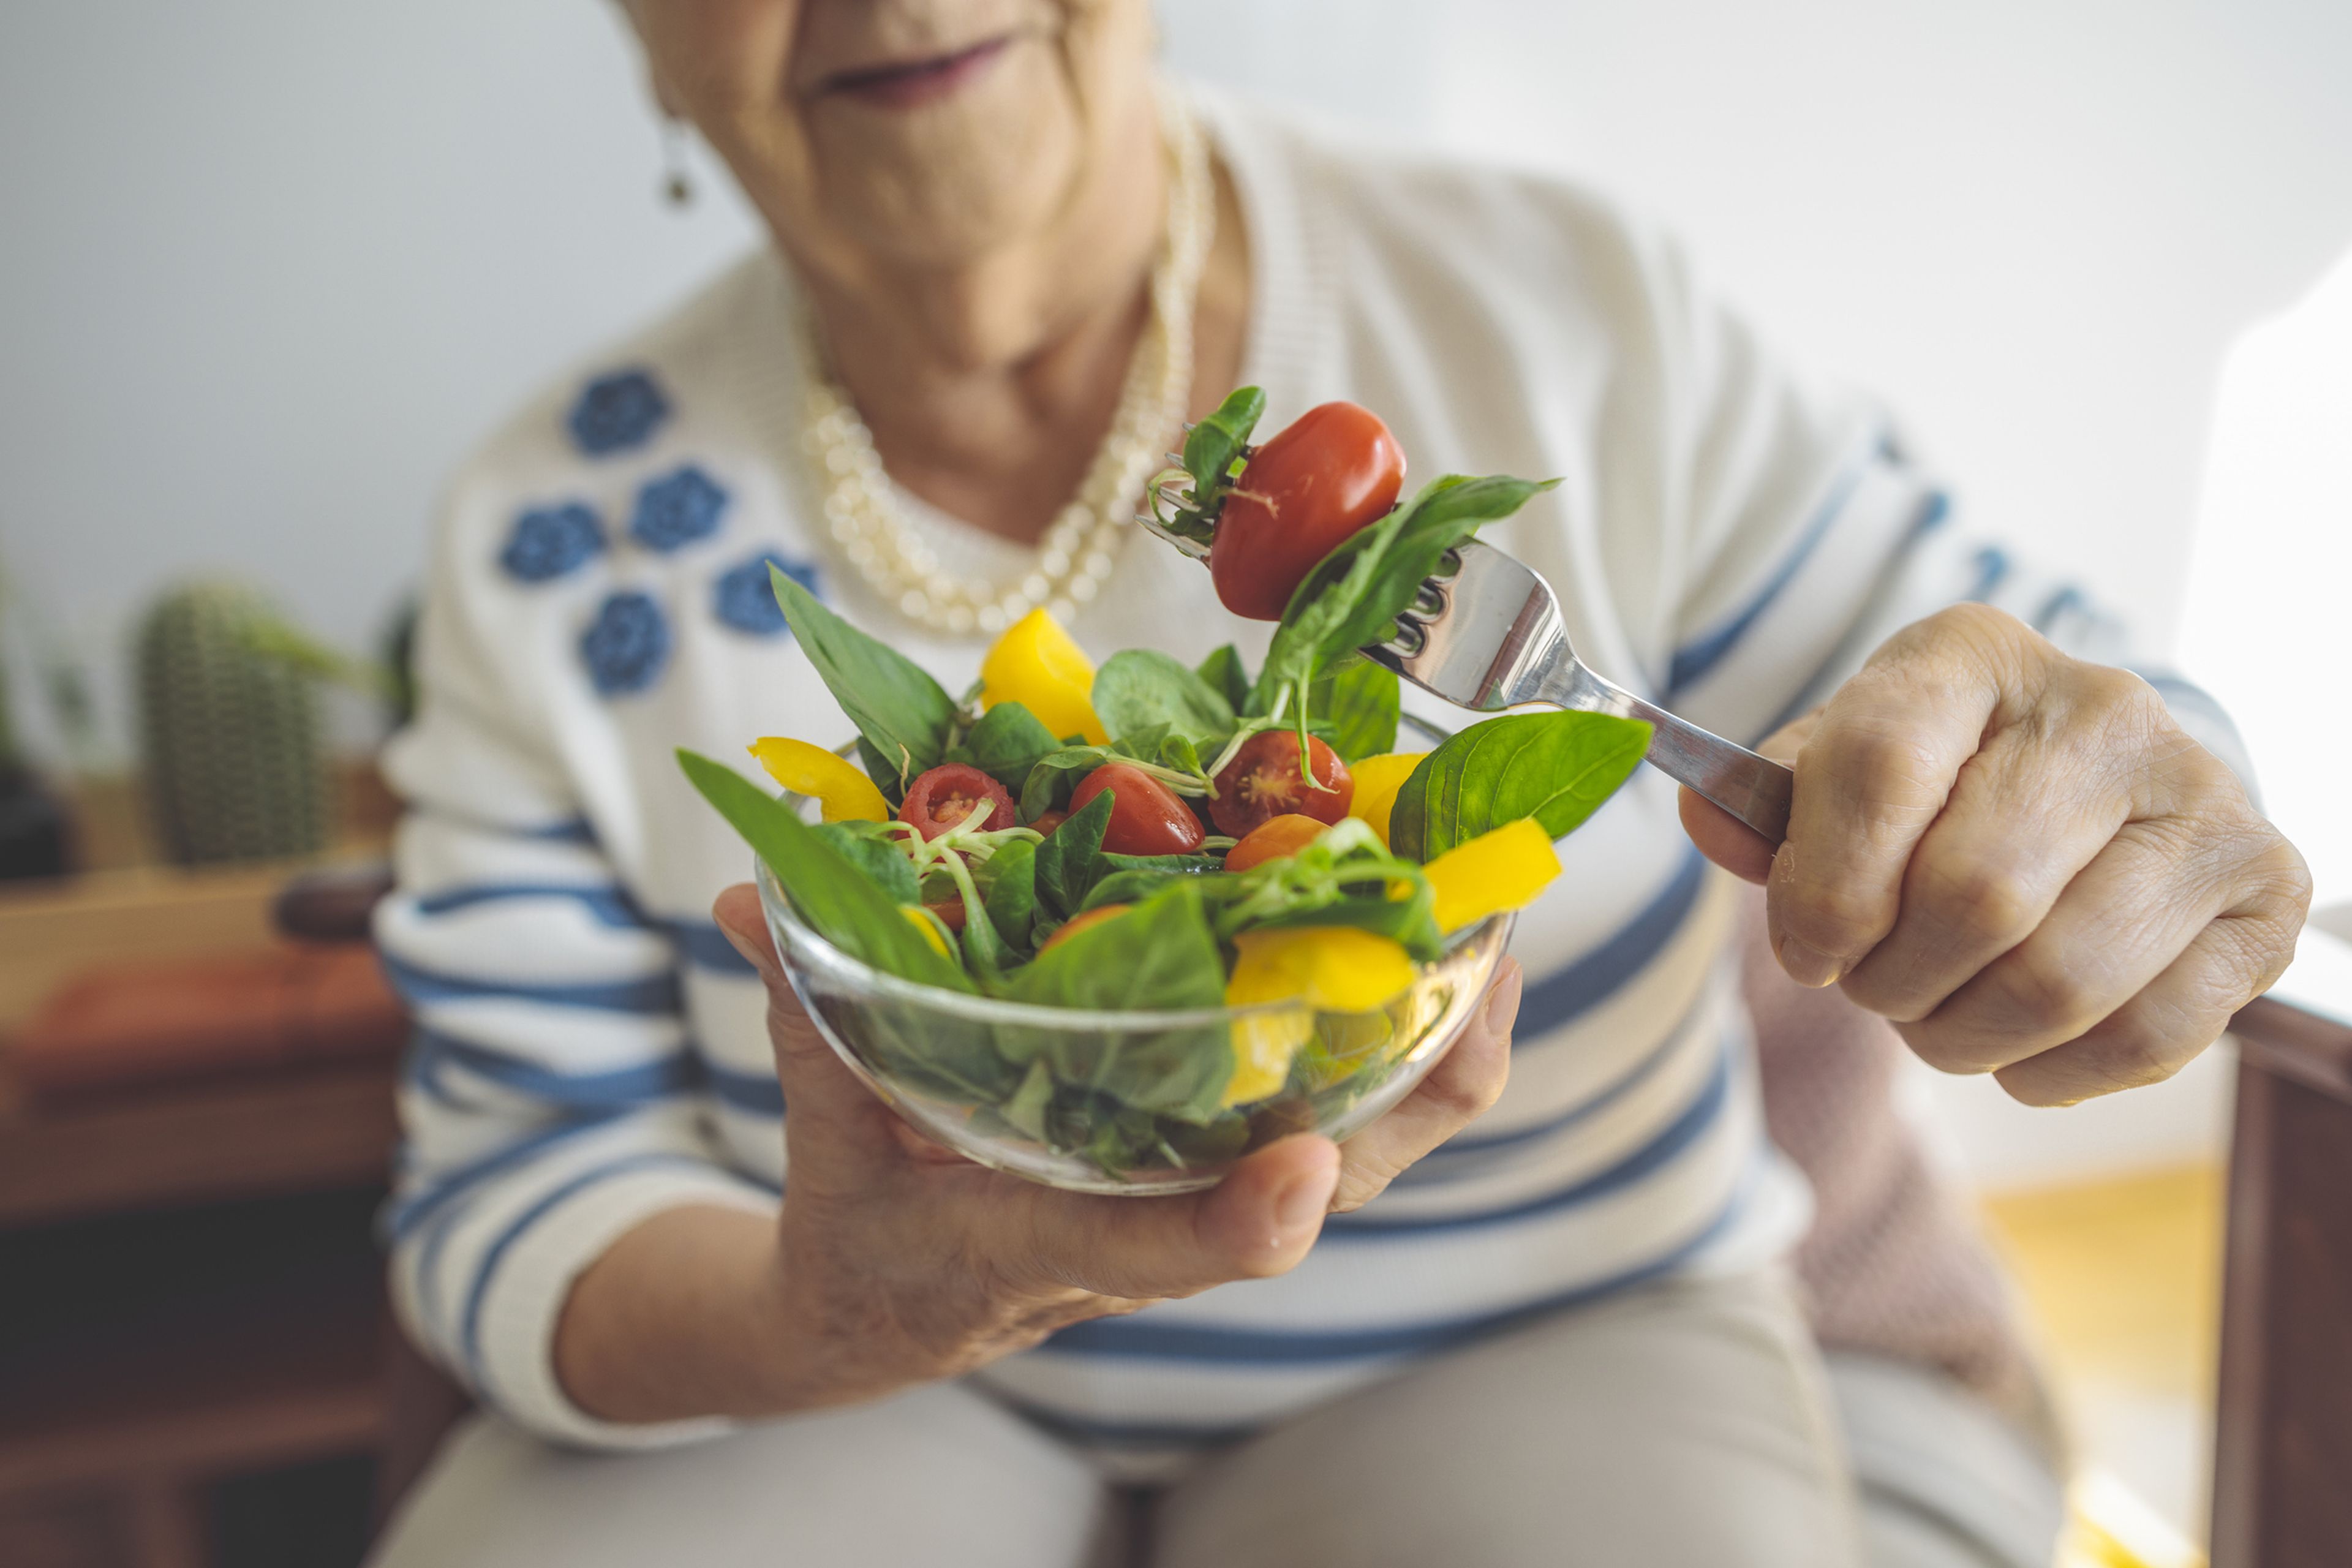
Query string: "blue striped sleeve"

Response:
xmin=377 ymin=562 xmax=775 ymax=1450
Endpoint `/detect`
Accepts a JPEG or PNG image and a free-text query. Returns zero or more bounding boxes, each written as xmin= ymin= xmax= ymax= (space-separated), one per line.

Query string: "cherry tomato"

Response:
xmin=1223 ymin=813 xmax=1329 ymax=873
xmin=1039 ymin=902 xmax=1130 ymax=953
xmin=1068 ymin=764 xmax=1207 ymax=855
xmin=923 ymin=897 xmax=968 ymax=932
xmin=1027 ymin=809 xmax=1068 ymax=837
xmin=1210 ymin=401 xmax=1406 ymax=622
xmin=1210 ymin=731 xmax=1353 ymax=837
xmin=897 ymin=763 xmax=1014 ymax=840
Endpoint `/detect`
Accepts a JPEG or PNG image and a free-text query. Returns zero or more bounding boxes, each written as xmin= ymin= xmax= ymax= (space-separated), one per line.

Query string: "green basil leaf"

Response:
xmin=1018 ymin=744 xmax=1114 ymax=821
xmin=1249 ymin=500 xmax=1416 ymax=715
xmin=813 ymin=820 xmax=918 ymax=905
xmin=1388 ymin=710 xmax=1652 ymax=861
xmin=677 ymin=749 xmax=972 ymax=991
xmin=1001 ymin=1058 xmax=1055 ymax=1140
xmin=949 ymin=701 xmax=1061 ymax=790
xmin=1093 ymin=649 xmax=1237 ymax=748
xmin=857 ymin=735 xmax=911 ymax=807
xmin=771 ymin=566 xmax=957 ymax=783
xmin=1002 ymin=883 xmax=1232 ymax=1118
xmin=1031 ymin=788 xmax=1113 ymax=918
xmin=1080 ymin=867 xmax=1188 ymax=911
xmin=864 ymin=1000 xmax=1018 ymax=1105
xmin=1250 ymin=473 xmax=1559 ymax=712
xmin=1310 ymin=655 xmax=1400 ymax=762
xmin=1153 ymin=731 xmax=1210 ymax=780
xmin=982 ymin=837 xmax=1041 ymax=952
xmin=1103 ymin=851 xmax=1226 ymax=876
xmin=1183 ymin=386 xmax=1267 ymax=500
xmin=1195 ymin=644 xmax=1253 ymax=714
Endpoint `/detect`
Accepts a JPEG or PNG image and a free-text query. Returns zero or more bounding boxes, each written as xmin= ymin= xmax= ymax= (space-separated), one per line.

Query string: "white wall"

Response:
xmin=4 ymin=1 xmax=2347 ymax=1177
xmin=6 ymin=1 xmax=2349 ymax=759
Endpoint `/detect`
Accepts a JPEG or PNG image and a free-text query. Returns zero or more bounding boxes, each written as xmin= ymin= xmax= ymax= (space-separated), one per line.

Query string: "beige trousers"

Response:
xmin=370 ymin=1270 xmax=2062 ymax=1568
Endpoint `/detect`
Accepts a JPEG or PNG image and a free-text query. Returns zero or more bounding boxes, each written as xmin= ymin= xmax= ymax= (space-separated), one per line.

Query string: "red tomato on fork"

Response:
xmin=1209 ymin=401 xmax=1406 ymax=622
xmin=1068 ymin=764 xmax=1207 ymax=856
xmin=897 ymin=764 xmax=1015 ymax=840
xmin=1209 ymin=732 xmax=1352 ymax=838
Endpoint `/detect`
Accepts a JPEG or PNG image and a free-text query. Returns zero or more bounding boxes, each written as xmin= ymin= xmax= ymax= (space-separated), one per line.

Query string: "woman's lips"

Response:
xmin=821 ymin=36 xmax=1014 ymax=109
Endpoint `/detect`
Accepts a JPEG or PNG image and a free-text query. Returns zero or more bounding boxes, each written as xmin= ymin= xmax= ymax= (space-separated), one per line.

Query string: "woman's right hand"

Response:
xmin=706 ymin=881 xmax=1523 ymax=1414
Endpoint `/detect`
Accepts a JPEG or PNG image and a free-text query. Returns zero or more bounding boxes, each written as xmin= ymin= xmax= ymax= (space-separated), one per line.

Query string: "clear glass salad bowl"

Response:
xmin=755 ymin=857 xmax=1513 ymax=1195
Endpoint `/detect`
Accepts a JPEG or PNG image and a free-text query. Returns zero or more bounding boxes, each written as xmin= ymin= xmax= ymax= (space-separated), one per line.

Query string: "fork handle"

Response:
xmin=1563 ymin=672 xmax=1794 ymax=845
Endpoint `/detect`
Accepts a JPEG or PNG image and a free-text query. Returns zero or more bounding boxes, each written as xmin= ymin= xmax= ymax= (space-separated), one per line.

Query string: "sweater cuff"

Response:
xmin=470 ymin=1164 xmax=781 ymax=1451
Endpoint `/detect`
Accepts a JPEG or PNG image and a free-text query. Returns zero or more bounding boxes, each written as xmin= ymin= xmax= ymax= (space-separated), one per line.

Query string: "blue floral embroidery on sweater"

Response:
xmin=630 ymin=465 xmax=729 ymax=552
xmin=499 ymin=503 xmax=605 ymax=583
xmin=714 ymin=551 xmax=821 ymax=636
xmin=567 ymin=369 xmax=670 ymax=456
xmin=580 ymin=591 xmax=671 ymax=695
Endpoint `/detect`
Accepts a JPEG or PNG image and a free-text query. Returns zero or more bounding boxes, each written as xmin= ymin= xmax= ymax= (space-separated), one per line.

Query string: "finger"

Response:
xmin=1680 ymin=789 xmax=1773 ymax=884
xmin=1680 ymin=715 xmax=1814 ymax=886
xmin=1330 ymin=958 xmax=1520 ymax=1212
xmin=1895 ymin=813 xmax=2244 ymax=1074
xmin=1836 ymin=714 xmax=2131 ymax=1023
xmin=1991 ymin=891 xmax=2305 ymax=1106
xmin=712 ymin=883 xmax=903 ymax=1177
xmin=986 ymin=1134 xmax=1343 ymax=1300
xmin=1766 ymin=605 xmax=2022 ymax=987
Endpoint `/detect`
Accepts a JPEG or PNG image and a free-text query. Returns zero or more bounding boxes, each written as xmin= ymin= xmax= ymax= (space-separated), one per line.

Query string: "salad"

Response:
xmin=682 ymin=390 xmax=1653 ymax=1177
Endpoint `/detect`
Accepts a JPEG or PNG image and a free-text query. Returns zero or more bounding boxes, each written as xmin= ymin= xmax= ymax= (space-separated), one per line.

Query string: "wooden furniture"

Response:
xmin=0 ymin=839 xmax=403 ymax=1568
xmin=2212 ymin=943 xmax=2352 ymax=1568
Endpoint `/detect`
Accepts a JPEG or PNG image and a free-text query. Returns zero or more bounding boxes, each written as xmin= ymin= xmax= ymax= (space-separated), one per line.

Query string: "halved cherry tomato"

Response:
xmin=1210 ymin=731 xmax=1353 ymax=837
xmin=1068 ymin=764 xmax=1206 ymax=855
xmin=898 ymin=763 xmax=1014 ymax=840
xmin=1027 ymin=809 xmax=1068 ymax=837
xmin=1223 ymin=813 xmax=1329 ymax=873
xmin=1039 ymin=902 xmax=1130 ymax=953
xmin=924 ymin=897 xmax=968 ymax=932
xmin=1209 ymin=402 xmax=1406 ymax=621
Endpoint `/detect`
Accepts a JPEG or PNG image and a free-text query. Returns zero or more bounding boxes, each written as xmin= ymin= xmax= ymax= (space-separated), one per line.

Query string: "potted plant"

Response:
xmin=0 ymin=565 xmax=74 ymax=881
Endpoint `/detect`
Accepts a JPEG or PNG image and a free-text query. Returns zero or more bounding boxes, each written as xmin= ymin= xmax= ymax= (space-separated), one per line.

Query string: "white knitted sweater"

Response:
xmin=374 ymin=88 xmax=2245 ymax=1452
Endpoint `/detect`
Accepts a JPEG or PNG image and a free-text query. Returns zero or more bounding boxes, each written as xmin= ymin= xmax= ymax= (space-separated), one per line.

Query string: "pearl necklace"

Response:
xmin=797 ymin=93 xmax=1213 ymax=636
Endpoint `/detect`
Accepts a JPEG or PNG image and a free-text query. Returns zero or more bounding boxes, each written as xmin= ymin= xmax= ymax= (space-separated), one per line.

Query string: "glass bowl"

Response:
xmin=755 ymin=857 xmax=1512 ymax=1194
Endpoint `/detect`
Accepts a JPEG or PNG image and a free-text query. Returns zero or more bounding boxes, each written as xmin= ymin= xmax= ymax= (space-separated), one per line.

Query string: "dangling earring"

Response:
xmin=660 ymin=118 xmax=693 ymax=209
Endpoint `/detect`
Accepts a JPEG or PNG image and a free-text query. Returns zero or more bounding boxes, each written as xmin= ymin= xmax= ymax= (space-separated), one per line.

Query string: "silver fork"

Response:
xmin=1368 ymin=541 xmax=1793 ymax=844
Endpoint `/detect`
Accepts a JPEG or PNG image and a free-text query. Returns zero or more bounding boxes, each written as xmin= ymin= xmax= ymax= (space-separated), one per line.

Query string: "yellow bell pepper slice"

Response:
xmin=1221 ymin=926 xmax=1417 ymax=1106
xmin=901 ymin=905 xmax=953 ymax=959
xmin=1422 ymin=818 xmax=1562 ymax=933
xmin=980 ymin=608 xmax=1107 ymax=745
xmin=1345 ymin=752 xmax=1428 ymax=847
xmin=748 ymin=736 xmax=890 ymax=823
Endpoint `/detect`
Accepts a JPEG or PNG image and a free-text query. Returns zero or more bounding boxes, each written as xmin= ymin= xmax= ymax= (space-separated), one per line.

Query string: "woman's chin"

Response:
xmin=809 ymin=81 xmax=1082 ymax=265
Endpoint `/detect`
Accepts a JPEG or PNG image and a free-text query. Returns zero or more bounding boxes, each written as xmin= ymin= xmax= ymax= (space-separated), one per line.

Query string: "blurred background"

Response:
xmin=2 ymin=2 xmax=2347 ymax=1563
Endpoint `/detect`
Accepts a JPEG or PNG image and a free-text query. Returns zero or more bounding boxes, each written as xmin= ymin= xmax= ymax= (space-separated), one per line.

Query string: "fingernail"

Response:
xmin=1483 ymin=962 xmax=1523 ymax=1034
xmin=1274 ymin=1170 xmax=1329 ymax=1234
xmin=1777 ymin=936 xmax=1843 ymax=989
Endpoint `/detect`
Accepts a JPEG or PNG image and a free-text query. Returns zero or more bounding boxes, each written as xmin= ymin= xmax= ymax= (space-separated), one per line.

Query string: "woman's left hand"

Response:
xmin=1682 ymin=603 xmax=2310 ymax=1106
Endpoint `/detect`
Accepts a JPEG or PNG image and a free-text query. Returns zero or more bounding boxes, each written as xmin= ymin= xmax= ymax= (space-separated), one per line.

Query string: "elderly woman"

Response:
xmin=367 ymin=3 xmax=2307 ymax=1565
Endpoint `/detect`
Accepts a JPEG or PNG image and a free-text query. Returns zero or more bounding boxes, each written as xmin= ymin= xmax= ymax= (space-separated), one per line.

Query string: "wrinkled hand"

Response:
xmin=710 ymin=884 xmax=1520 ymax=1408
xmin=1682 ymin=603 xmax=2309 ymax=1106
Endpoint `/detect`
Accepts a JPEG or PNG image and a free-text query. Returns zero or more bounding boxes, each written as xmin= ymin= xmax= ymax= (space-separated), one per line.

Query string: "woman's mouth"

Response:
xmin=820 ymin=36 xmax=1015 ymax=110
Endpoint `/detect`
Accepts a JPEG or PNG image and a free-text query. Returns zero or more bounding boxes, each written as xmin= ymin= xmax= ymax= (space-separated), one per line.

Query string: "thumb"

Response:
xmin=986 ymin=1134 xmax=1343 ymax=1301
xmin=1679 ymin=712 xmax=1815 ymax=886
xmin=711 ymin=882 xmax=901 ymax=1167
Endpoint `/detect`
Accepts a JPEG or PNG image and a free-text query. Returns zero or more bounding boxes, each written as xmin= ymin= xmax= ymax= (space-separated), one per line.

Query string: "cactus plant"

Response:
xmin=135 ymin=581 xmax=330 ymax=865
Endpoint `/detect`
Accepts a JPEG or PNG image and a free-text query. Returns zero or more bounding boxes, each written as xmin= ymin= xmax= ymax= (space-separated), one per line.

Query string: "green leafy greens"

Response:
xmin=1387 ymin=710 xmax=1653 ymax=861
xmin=772 ymin=565 xmax=957 ymax=801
